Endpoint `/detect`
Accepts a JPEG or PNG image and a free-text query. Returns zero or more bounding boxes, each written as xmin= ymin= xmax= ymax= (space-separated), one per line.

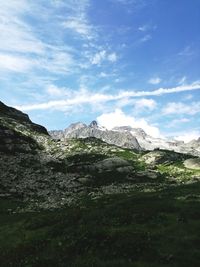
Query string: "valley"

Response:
xmin=0 ymin=101 xmax=200 ymax=266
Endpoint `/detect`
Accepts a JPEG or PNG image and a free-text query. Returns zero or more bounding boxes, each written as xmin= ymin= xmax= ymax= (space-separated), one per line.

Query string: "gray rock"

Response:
xmin=95 ymin=157 xmax=131 ymax=170
xmin=184 ymin=158 xmax=200 ymax=170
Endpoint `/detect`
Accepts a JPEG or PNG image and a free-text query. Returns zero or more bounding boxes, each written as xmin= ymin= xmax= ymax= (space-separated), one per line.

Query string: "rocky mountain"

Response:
xmin=50 ymin=121 xmax=141 ymax=150
xmin=0 ymin=101 xmax=155 ymax=209
xmin=112 ymin=126 xmax=200 ymax=156
xmin=50 ymin=121 xmax=200 ymax=157
xmin=1 ymin=100 xmax=199 ymax=210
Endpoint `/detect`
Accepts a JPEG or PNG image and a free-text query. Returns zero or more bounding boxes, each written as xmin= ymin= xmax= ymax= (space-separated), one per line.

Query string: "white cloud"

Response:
xmin=138 ymin=25 xmax=148 ymax=31
xmin=46 ymin=84 xmax=75 ymax=99
xmin=133 ymin=81 xmax=200 ymax=96
xmin=138 ymin=24 xmax=157 ymax=32
xmin=0 ymin=1 xmax=45 ymax=55
xmin=97 ymin=109 xmax=161 ymax=138
xmin=174 ymin=130 xmax=200 ymax=143
xmin=113 ymin=0 xmax=146 ymax=9
xmin=134 ymin=98 xmax=157 ymax=110
xmin=46 ymin=85 xmax=64 ymax=97
xmin=140 ymin=34 xmax=151 ymax=43
xmin=178 ymin=76 xmax=187 ymax=85
xmin=61 ymin=0 xmax=95 ymax=39
xmin=107 ymin=53 xmax=117 ymax=62
xmin=0 ymin=21 xmax=45 ymax=55
xmin=148 ymin=77 xmax=162 ymax=85
xmin=178 ymin=46 xmax=194 ymax=57
xmin=167 ymin=118 xmax=190 ymax=128
xmin=183 ymin=94 xmax=193 ymax=100
xmin=42 ymin=51 xmax=75 ymax=74
xmin=0 ymin=50 xmax=75 ymax=74
xmin=62 ymin=18 xmax=93 ymax=39
xmin=163 ymin=102 xmax=200 ymax=115
xmin=0 ymin=0 xmax=79 ymax=76
xmin=15 ymin=88 xmax=113 ymax=112
xmin=99 ymin=72 xmax=109 ymax=78
xmin=90 ymin=51 xmax=118 ymax=65
xmin=0 ymin=53 xmax=35 ymax=72
xmin=15 ymin=81 xmax=200 ymax=112
xmin=91 ymin=50 xmax=106 ymax=65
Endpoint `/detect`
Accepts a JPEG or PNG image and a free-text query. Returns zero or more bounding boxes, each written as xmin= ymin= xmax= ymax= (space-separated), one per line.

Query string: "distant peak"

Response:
xmin=89 ymin=120 xmax=98 ymax=128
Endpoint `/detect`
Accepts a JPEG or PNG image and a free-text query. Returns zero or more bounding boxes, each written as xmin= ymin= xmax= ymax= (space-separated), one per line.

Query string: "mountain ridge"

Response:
xmin=50 ymin=121 xmax=200 ymax=157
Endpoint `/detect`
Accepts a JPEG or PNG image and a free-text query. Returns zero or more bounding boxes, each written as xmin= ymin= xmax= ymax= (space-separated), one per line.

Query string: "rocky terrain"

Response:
xmin=1 ymin=100 xmax=200 ymax=267
xmin=1 ymin=100 xmax=199 ymax=209
xmin=50 ymin=122 xmax=200 ymax=157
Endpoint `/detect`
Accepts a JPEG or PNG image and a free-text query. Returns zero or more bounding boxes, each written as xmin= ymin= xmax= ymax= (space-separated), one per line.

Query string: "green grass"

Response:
xmin=157 ymin=162 xmax=200 ymax=182
xmin=1 ymin=182 xmax=200 ymax=267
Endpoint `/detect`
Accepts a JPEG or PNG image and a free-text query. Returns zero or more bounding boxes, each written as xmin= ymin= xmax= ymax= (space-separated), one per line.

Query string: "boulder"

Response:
xmin=184 ymin=158 xmax=200 ymax=170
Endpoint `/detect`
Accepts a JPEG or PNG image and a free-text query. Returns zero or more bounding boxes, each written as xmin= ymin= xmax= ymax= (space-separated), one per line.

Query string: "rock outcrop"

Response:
xmin=0 ymin=101 xmax=48 ymax=135
xmin=184 ymin=158 xmax=200 ymax=170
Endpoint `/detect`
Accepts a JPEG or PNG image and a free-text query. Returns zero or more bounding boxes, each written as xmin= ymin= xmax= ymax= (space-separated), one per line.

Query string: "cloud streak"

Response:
xmin=15 ymin=82 xmax=200 ymax=111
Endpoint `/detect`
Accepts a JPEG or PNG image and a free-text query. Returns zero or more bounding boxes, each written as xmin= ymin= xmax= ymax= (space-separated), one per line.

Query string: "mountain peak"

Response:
xmin=89 ymin=120 xmax=98 ymax=128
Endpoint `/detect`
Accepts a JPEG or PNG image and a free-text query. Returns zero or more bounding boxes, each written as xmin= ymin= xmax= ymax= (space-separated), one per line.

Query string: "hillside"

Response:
xmin=0 ymin=101 xmax=200 ymax=266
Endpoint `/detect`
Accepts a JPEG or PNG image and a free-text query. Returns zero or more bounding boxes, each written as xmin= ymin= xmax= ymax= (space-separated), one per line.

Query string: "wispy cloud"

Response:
xmin=0 ymin=0 xmax=93 ymax=76
xmin=0 ymin=53 xmax=35 ymax=73
xmin=61 ymin=0 xmax=96 ymax=39
xmin=46 ymin=85 xmax=69 ymax=97
xmin=134 ymin=98 xmax=157 ymax=110
xmin=148 ymin=77 xmax=162 ymax=85
xmin=15 ymin=81 xmax=200 ymax=112
xmin=178 ymin=46 xmax=194 ymax=57
xmin=139 ymin=34 xmax=152 ymax=43
xmin=138 ymin=24 xmax=157 ymax=32
xmin=178 ymin=76 xmax=187 ymax=85
xmin=63 ymin=19 xmax=92 ymax=38
xmin=90 ymin=50 xmax=118 ymax=65
xmin=0 ymin=1 xmax=46 ymax=54
xmin=162 ymin=101 xmax=200 ymax=115
xmin=113 ymin=0 xmax=147 ymax=9
xmin=166 ymin=118 xmax=190 ymax=128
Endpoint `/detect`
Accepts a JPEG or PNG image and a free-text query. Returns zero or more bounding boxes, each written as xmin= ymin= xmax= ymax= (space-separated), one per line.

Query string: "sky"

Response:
xmin=0 ymin=0 xmax=200 ymax=142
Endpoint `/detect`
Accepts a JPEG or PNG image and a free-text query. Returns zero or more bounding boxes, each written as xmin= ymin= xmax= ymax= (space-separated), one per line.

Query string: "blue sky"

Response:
xmin=0 ymin=0 xmax=200 ymax=142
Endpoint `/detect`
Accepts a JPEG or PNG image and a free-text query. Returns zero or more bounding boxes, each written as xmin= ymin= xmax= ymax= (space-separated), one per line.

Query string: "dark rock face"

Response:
xmin=89 ymin=120 xmax=98 ymax=128
xmin=0 ymin=101 xmax=48 ymax=135
xmin=0 ymin=125 xmax=39 ymax=153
